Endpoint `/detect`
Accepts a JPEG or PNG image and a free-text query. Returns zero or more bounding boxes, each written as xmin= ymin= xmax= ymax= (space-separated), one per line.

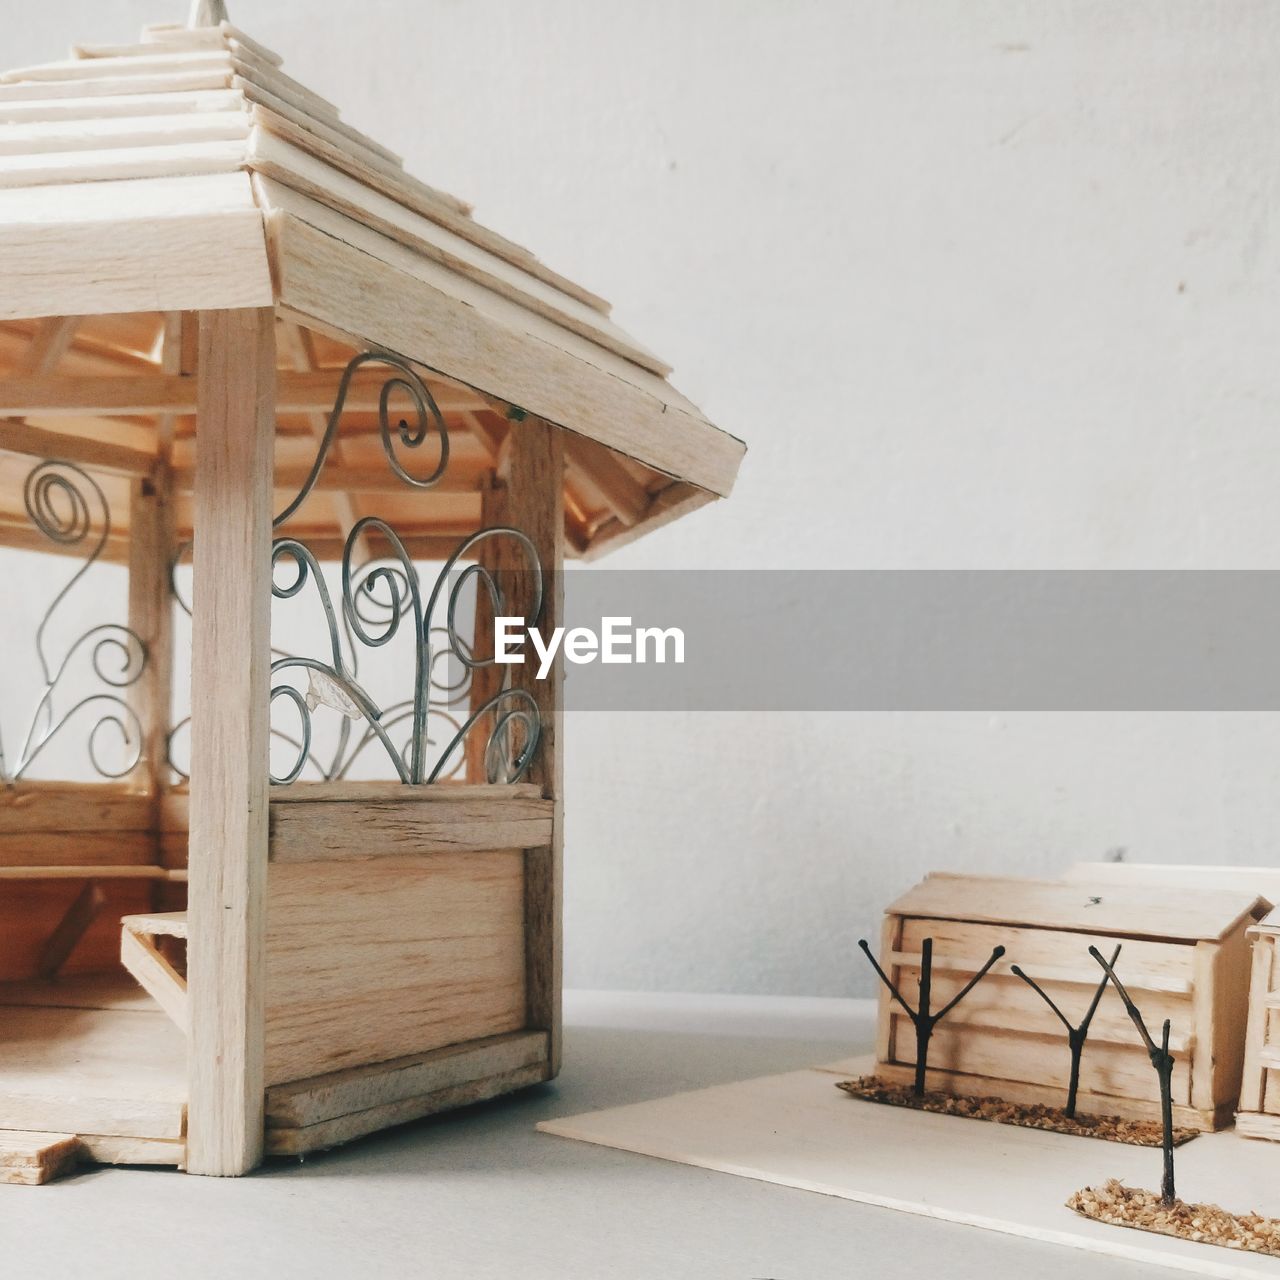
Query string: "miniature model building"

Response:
xmin=1236 ymin=916 xmax=1280 ymax=1141
xmin=870 ymin=873 xmax=1270 ymax=1130
xmin=0 ymin=3 xmax=745 ymax=1179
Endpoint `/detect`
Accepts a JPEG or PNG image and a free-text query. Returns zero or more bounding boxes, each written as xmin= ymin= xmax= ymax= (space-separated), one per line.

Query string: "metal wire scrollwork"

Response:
xmin=0 ymin=460 xmax=147 ymax=783
xmin=239 ymin=350 xmax=542 ymax=786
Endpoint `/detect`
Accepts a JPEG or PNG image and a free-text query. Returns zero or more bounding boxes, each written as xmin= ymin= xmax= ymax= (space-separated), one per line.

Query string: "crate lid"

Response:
xmin=887 ymin=872 xmax=1270 ymax=943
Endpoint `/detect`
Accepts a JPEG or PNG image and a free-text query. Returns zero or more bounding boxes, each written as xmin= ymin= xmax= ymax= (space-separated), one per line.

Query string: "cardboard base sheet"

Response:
xmin=538 ymin=1056 xmax=1280 ymax=1278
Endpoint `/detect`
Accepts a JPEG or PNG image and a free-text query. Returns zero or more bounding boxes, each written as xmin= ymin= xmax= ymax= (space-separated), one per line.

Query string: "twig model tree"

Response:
xmin=859 ymin=936 xmax=1006 ymax=1097
xmin=1090 ymin=945 xmax=1177 ymax=1205
xmin=1011 ymin=943 xmax=1120 ymax=1119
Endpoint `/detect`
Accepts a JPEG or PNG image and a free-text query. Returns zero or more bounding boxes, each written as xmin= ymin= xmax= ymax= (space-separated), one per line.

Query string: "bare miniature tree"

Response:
xmin=1011 ymin=943 xmax=1120 ymax=1119
xmin=1089 ymin=945 xmax=1176 ymax=1205
xmin=859 ymin=936 xmax=1005 ymax=1097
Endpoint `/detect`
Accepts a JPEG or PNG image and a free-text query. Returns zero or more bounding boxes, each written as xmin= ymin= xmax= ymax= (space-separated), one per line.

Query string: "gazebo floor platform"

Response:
xmin=0 ymin=975 xmax=186 ymax=1168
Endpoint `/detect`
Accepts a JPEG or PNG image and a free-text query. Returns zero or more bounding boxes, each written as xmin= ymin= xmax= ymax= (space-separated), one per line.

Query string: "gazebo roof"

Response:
xmin=0 ymin=6 xmax=744 ymax=557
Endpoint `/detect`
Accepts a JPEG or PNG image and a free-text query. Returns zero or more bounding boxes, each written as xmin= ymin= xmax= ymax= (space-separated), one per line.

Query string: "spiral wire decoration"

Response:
xmin=164 ymin=351 xmax=544 ymax=786
xmin=0 ymin=461 xmax=148 ymax=783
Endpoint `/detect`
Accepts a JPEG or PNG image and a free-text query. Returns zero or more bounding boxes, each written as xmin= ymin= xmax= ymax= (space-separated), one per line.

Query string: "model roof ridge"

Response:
xmin=0 ymin=9 xmax=624 ymax=328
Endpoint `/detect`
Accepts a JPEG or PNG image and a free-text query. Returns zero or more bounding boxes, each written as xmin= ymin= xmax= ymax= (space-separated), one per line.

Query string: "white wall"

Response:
xmin=10 ymin=1 xmax=1280 ymax=995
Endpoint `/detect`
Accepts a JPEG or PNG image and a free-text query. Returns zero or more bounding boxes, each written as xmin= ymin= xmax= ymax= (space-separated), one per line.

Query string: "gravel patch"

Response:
xmin=836 ymin=1075 xmax=1199 ymax=1147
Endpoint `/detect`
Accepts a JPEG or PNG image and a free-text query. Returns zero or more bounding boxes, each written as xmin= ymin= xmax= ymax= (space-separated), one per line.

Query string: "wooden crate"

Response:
xmin=872 ymin=873 xmax=1270 ymax=1130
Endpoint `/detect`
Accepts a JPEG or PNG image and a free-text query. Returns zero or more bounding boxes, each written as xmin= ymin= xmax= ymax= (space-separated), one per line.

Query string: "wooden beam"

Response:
xmin=22 ymin=315 xmax=81 ymax=374
xmin=121 ymin=926 xmax=189 ymax=1034
xmin=0 ymin=781 xmax=153 ymax=834
xmin=172 ymin=461 xmax=482 ymax=495
xmin=502 ymin=419 xmax=564 ymax=1076
xmin=271 ymin=215 xmax=745 ymax=498
xmin=127 ymin=472 xmax=175 ymax=809
xmin=563 ymin=432 xmax=651 ymax=528
xmin=466 ymin=480 xmax=505 ymax=782
xmin=255 ymin=531 xmax=470 ymax=564
xmin=268 ymin=794 xmax=554 ymax=862
xmin=0 ymin=369 xmax=487 ymax=418
xmin=265 ymin=1029 xmax=548 ymax=1130
xmin=0 ymin=416 xmax=156 ymax=476
xmin=0 ymin=865 xmax=185 ymax=880
xmin=37 ymin=882 xmax=106 ymax=978
xmin=582 ymin=481 xmax=716 ymax=561
xmin=186 ymin=307 xmax=275 ymax=1177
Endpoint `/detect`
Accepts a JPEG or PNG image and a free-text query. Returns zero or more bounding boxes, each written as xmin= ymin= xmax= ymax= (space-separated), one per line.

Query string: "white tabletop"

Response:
xmin=3 ymin=992 xmax=1159 ymax=1279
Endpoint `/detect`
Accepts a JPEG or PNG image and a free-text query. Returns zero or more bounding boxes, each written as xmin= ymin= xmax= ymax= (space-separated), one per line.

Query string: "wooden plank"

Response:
xmin=266 ymin=1028 xmax=548 ymax=1128
xmin=36 ymin=882 xmax=106 ymax=978
xmin=0 ymin=1132 xmax=82 ymax=1185
xmin=268 ymin=795 xmax=554 ymax=862
xmin=1065 ymin=862 xmax=1280 ymax=911
xmin=873 ymin=914 xmax=900 ymax=1066
xmin=0 ymin=138 xmax=248 ymax=188
xmin=0 ymin=1002 xmax=186 ymax=1138
xmin=0 ymin=417 xmax=156 ymax=476
xmin=0 ymin=866 xmax=180 ymax=881
xmin=120 ymin=927 xmax=188 ymax=1033
xmin=885 ymin=1018 xmax=1192 ymax=1107
xmin=0 ymin=111 xmax=249 ymax=155
xmin=247 ymin=115 xmax=610 ymax=317
xmin=1240 ymin=933 xmax=1275 ymax=1114
xmin=887 ymin=966 xmax=1192 ymax=1051
xmin=175 ymin=459 xmax=481 ymax=494
xmin=0 ymin=880 xmax=150 ymax=981
xmin=465 ymin=480 xmax=505 ymax=782
xmin=1210 ymin=925 xmax=1254 ymax=1109
xmin=266 ymin=1060 xmax=547 ymax=1156
xmin=0 ymin=171 xmax=271 ymax=320
xmin=271 ymin=214 xmax=744 ymax=497
xmin=1237 ymin=1111 xmax=1280 ymax=1142
xmin=895 ymin=918 xmax=1197 ymax=992
xmin=0 ymin=782 xmax=153 ymax=833
xmin=121 ymin=910 xmax=188 ymax=940
xmin=0 ymin=71 xmax=233 ymax=104
xmin=251 ymin=162 xmax=664 ymax=374
xmin=264 ymin=852 xmax=526 ymax=1087
xmin=0 ymin=832 xmax=154 ymax=867
xmin=0 ymin=974 xmax=153 ymax=1010
xmin=268 ymin=781 xmax=542 ymax=805
xmin=186 ymin=307 xmax=275 ymax=1177
xmin=890 ymin=873 xmax=1269 ymax=943
xmin=238 ymin=81 xmax=402 ymax=172
xmin=127 ymin=472 xmax=175 ymax=809
xmin=0 ymin=369 xmax=484 ymax=417
xmin=0 ymin=88 xmax=242 ymax=123
xmin=77 ymin=1133 xmax=184 ymax=1167
xmin=0 ymin=50 xmax=234 ymax=85
xmin=563 ymin=432 xmax=651 ymax=527
xmin=502 ymin=420 xmax=564 ymax=1075
xmin=582 ymin=481 xmax=716 ymax=561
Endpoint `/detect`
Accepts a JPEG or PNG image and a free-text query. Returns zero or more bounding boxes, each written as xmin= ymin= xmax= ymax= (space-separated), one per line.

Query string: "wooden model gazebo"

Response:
xmin=0 ymin=2 xmax=744 ymax=1180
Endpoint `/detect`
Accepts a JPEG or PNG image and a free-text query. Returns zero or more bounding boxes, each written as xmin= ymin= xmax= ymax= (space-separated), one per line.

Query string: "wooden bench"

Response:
xmin=119 ymin=912 xmax=188 ymax=1034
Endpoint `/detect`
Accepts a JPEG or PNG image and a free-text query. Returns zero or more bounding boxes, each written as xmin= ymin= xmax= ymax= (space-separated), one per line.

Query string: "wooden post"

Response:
xmin=126 ymin=473 xmax=174 ymax=810
xmin=186 ymin=308 xmax=276 ymax=1176
xmin=502 ymin=418 xmax=564 ymax=1075
xmin=465 ymin=477 xmax=506 ymax=783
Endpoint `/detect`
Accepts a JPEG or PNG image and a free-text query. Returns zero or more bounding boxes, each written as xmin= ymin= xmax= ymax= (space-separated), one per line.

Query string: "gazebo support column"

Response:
xmin=504 ymin=419 xmax=565 ymax=1076
xmin=187 ymin=308 xmax=276 ymax=1176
